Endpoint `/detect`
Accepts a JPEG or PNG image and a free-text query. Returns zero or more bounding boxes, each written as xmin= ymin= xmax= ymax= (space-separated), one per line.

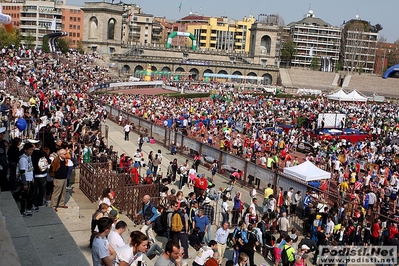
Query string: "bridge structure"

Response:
xmin=110 ymin=45 xmax=279 ymax=85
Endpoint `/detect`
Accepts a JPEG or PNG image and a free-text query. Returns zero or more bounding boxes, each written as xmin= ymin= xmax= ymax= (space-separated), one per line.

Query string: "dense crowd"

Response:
xmin=1 ymin=45 xmax=399 ymax=266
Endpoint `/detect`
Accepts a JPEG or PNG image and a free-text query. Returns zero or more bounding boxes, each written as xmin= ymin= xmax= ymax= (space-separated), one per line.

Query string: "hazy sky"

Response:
xmin=68 ymin=0 xmax=398 ymax=43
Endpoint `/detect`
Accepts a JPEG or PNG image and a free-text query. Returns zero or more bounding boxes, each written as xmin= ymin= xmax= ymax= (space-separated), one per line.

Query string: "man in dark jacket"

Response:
xmin=136 ymin=194 xmax=159 ymax=242
xmin=31 ymin=140 xmax=50 ymax=209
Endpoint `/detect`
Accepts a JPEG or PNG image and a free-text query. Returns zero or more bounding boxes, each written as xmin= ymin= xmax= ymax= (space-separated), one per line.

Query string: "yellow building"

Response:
xmin=174 ymin=14 xmax=255 ymax=52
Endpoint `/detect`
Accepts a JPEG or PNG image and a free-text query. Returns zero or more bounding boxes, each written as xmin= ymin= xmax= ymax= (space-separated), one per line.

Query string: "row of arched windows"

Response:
xmin=89 ymin=16 xmax=116 ymax=40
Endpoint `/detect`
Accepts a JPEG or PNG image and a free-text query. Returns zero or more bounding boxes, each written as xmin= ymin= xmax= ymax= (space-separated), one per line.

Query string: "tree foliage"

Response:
xmin=0 ymin=27 xmax=21 ymax=48
xmin=310 ymin=57 xmax=319 ymax=70
xmin=57 ymin=37 xmax=71 ymax=54
xmin=24 ymin=33 xmax=35 ymax=49
xmin=42 ymin=35 xmax=49 ymax=53
xmin=76 ymin=40 xmax=85 ymax=54
xmin=280 ymin=38 xmax=297 ymax=67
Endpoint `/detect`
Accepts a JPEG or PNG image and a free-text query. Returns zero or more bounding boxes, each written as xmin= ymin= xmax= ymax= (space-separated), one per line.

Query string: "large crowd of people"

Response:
xmin=1 ymin=45 xmax=399 ymax=266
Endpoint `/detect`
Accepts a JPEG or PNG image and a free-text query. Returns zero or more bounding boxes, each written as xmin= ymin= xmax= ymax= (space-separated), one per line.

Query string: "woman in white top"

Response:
xmin=114 ymin=231 xmax=148 ymax=266
xmin=13 ymin=101 xmax=24 ymax=120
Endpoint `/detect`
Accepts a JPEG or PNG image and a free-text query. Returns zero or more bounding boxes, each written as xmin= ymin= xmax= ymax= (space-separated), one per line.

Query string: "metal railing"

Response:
xmin=79 ymin=162 xmax=160 ymax=220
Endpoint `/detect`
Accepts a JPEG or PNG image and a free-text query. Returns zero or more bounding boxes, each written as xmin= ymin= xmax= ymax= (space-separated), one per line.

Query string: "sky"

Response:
xmin=68 ymin=0 xmax=398 ymax=43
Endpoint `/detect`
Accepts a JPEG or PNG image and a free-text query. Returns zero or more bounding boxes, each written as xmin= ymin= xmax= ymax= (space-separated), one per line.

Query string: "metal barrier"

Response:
xmin=79 ymin=162 xmax=160 ymax=220
xmin=100 ymin=103 xmax=392 ymax=227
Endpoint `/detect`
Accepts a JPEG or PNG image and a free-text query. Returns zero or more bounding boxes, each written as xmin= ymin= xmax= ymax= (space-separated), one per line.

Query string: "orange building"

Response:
xmin=1 ymin=3 xmax=21 ymax=28
xmin=60 ymin=5 xmax=84 ymax=47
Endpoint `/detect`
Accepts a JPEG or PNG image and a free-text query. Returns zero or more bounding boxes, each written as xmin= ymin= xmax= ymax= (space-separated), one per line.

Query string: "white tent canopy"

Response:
xmin=283 ymin=160 xmax=331 ymax=182
xmin=345 ymin=90 xmax=368 ymax=102
xmin=327 ymin=89 xmax=368 ymax=102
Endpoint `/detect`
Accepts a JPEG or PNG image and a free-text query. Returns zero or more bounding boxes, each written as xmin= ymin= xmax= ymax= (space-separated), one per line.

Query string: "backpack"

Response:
xmin=171 ymin=211 xmax=184 ymax=232
xmin=38 ymin=156 xmax=49 ymax=172
xmin=226 ymin=232 xmax=235 ymax=248
xmin=281 ymin=245 xmax=294 ymax=264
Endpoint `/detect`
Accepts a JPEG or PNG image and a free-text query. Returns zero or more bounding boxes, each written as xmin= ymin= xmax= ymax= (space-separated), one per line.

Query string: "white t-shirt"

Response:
xmin=19 ymin=154 xmax=34 ymax=182
xmin=108 ymin=230 xmax=125 ymax=249
xmin=92 ymin=236 xmax=110 ymax=266
xmin=194 ymin=246 xmax=214 ymax=265
xmin=124 ymin=125 xmax=131 ymax=132
xmin=114 ymin=245 xmax=143 ymax=266
xmin=221 ymin=201 xmax=229 ymax=213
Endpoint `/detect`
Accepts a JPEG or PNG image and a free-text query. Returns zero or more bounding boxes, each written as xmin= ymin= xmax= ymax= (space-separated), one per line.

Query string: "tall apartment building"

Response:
xmin=172 ymin=13 xmax=255 ymax=52
xmin=60 ymin=4 xmax=84 ymax=47
xmin=340 ymin=16 xmax=378 ymax=73
xmin=1 ymin=0 xmax=83 ymax=48
xmin=286 ymin=10 xmax=341 ymax=71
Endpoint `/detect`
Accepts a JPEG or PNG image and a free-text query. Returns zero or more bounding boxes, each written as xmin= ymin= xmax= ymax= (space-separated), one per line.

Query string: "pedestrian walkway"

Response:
xmin=0 ymin=191 xmax=89 ymax=266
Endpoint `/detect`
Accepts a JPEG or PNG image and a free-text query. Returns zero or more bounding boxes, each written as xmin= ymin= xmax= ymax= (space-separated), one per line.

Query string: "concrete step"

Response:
xmin=0 ymin=191 xmax=89 ymax=266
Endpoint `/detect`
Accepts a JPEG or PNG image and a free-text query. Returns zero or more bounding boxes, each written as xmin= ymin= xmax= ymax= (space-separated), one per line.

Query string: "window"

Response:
xmin=77 ymin=18 xmax=80 ymax=22
xmin=77 ymin=33 xmax=80 ymax=37
xmin=69 ymin=25 xmax=72 ymax=29
xmin=107 ymin=18 xmax=116 ymax=39
xmin=109 ymin=47 xmax=115 ymax=53
xmin=77 ymin=25 xmax=80 ymax=30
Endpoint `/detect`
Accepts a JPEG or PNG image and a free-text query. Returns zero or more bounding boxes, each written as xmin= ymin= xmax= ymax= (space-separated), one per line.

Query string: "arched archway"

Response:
xmin=162 ymin=66 xmax=171 ymax=72
xmin=121 ymin=65 xmax=131 ymax=74
xmin=247 ymin=72 xmax=257 ymax=84
xmin=260 ymin=35 xmax=272 ymax=54
xmin=175 ymin=67 xmax=185 ymax=72
xmin=134 ymin=65 xmax=144 ymax=73
xmin=151 ymin=65 xmax=157 ymax=71
xmin=89 ymin=17 xmax=98 ymax=39
xmin=189 ymin=68 xmax=199 ymax=79
xmin=232 ymin=71 xmax=242 ymax=76
xmin=383 ymin=64 xmax=399 ymax=79
xmin=262 ymin=73 xmax=273 ymax=85
xmin=218 ymin=70 xmax=228 ymax=75
xmin=107 ymin=18 xmax=116 ymax=40
xmin=166 ymin=31 xmax=197 ymax=50
xmin=204 ymin=69 xmax=213 ymax=74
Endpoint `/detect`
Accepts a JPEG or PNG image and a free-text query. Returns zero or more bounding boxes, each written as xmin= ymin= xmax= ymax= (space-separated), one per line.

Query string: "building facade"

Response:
xmin=286 ymin=10 xmax=341 ymax=72
xmin=1 ymin=0 xmax=83 ymax=48
xmin=340 ymin=16 xmax=378 ymax=73
xmin=60 ymin=4 xmax=84 ymax=47
xmin=171 ymin=14 xmax=255 ymax=52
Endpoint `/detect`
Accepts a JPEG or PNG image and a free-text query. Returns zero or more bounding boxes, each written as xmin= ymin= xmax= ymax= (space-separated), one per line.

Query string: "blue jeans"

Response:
xmin=205 ymin=225 xmax=212 ymax=244
xmin=67 ymin=166 xmax=73 ymax=187
xmin=146 ymin=243 xmax=163 ymax=257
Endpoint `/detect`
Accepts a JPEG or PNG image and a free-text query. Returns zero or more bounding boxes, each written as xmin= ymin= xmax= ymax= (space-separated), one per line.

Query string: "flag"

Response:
xmin=178 ymin=1 xmax=182 ymax=12
xmin=50 ymin=16 xmax=56 ymax=31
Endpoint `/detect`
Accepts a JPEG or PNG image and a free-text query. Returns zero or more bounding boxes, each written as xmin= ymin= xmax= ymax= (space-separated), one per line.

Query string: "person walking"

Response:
xmin=215 ymin=222 xmax=230 ymax=259
xmin=136 ymin=195 xmax=159 ymax=243
xmin=49 ymin=149 xmax=69 ymax=212
xmin=123 ymin=122 xmax=131 ymax=141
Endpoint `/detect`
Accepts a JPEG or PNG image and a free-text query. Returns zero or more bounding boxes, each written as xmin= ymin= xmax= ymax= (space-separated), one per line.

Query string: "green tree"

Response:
xmin=280 ymin=38 xmax=297 ymax=68
xmin=310 ymin=57 xmax=319 ymax=70
xmin=24 ymin=33 xmax=35 ymax=49
xmin=76 ymin=40 xmax=85 ymax=54
xmin=57 ymin=37 xmax=71 ymax=54
xmin=0 ymin=28 xmax=21 ymax=48
xmin=42 ymin=35 xmax=49 ymax=53
xmin=335 ymin=61 xmax=343 ymax=72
